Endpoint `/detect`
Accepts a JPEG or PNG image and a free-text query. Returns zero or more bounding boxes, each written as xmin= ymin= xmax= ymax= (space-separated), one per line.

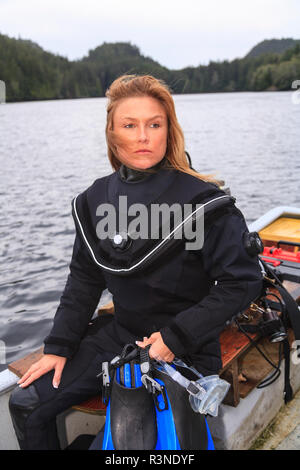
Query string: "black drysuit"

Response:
xmin=9 ymin=165 xmax=263 ymax=449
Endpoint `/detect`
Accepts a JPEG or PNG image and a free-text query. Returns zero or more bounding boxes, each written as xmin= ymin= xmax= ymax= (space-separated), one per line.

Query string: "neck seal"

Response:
xmin=119 ymin=157 xmax=167 ymax=183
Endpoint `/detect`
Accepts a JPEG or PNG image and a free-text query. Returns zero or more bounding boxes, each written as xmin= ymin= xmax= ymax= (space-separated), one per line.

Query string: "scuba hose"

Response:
xmin=235 ymin=255 xmax=300 ymax=402
xmin=235 ymin=289 xmax=286 ymax=388
xmin=234 ymin=318 xmax=283 ymax=389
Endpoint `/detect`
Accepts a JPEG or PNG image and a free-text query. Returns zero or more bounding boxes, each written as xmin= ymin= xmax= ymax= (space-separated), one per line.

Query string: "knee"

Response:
xmin=9 ymin=384 xmax=40 ymax=445
xmin=9 ymin=383 xmax=40 ymax=413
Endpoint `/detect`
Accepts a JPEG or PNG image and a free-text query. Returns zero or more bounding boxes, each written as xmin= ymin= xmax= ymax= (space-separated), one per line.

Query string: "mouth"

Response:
xmin=134 ymin=149 xmax=152 ymax=154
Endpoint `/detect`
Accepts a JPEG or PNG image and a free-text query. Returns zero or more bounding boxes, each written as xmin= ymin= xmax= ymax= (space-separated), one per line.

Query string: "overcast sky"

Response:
xmin=1 ymin=0 xmax=299 ymax=69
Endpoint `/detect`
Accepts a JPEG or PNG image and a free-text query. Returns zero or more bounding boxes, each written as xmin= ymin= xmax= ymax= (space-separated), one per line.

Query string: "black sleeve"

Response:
xmin=43 ymin=226 xmax=106 ymax=358
xmin=160 ymin=208 xmax=264 ymax=356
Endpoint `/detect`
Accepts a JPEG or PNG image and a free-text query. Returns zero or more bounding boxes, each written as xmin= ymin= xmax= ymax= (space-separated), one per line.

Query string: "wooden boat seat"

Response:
xmin=259 ymin=217 xmax=300 ymax=251
xmin=8 ymin=280 xmax=300 ymax=412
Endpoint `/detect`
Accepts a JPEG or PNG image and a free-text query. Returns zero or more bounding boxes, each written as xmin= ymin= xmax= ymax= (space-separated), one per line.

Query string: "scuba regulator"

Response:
xmin=237 ymin=230 xmax=300 ymax=401
xmin=242 ymin=231 xmax=288 ymax=344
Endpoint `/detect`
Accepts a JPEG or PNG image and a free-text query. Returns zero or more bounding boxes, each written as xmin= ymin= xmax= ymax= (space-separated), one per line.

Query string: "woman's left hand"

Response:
xmin=136 ymin=332 xmax=175 ymax=362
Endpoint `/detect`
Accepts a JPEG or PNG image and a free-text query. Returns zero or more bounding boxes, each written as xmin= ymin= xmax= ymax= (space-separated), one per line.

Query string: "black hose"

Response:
xmin=234 ymin=319 xmax=282 ymax=388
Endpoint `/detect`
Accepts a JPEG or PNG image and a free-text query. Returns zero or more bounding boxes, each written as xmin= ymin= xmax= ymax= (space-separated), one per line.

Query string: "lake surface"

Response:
xmin=0 ymin=91 xmax=299 ymax=367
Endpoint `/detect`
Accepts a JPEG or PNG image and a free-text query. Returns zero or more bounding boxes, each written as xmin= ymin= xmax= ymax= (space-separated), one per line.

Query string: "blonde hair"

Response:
xmin=105 ymin=74 xmax=220 ymax=185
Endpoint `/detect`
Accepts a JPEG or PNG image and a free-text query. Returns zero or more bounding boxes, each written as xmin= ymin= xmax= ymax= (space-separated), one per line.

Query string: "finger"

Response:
xmin=148 ymin=345 xmax=161 ymax=361
xmin=149 ymin=343 xmax=174 ymax=363
xmin=19 ymin=369 xmax=46 ymax=388
xmin=17 ymin=365 xmax=40 ymax=384
xmin=142 ymin=336 xmax=151 ymax=345
xmin=17 ymin=372 xmax=31 ymax=385
xmin=52 ymin=365 xmax=64 ymax=389
xmin=161 ymin=350 xmax=174 ymax=362
xmin=136 ymin=337 xmax=150 ymax=348
xmin=145 ymin=336 xmax=157 ymax=345
xmin=165 ymin=354 xmax=175 ymax=363
xmin=149 ymin=332 xmax=159 ymax=340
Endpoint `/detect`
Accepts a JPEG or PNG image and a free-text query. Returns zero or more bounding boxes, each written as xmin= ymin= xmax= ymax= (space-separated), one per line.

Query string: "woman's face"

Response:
xmin=112 ymin=96 xmax=168 ymax=170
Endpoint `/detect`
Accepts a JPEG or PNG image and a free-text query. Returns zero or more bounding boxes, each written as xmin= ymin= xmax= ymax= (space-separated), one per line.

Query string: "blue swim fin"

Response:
xmin=97 ymin=344 xmax=215 ymax=450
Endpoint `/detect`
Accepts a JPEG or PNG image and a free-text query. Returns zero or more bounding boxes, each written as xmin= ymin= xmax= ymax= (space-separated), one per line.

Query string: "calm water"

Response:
xmin=0 ymin=91 xmax=299 ymax=367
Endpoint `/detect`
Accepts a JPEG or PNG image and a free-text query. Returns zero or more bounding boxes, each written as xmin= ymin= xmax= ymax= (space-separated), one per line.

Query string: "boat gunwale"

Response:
xmin=249 ymin=206 xmax=300 ymax=233
xmin=0 ymin=369 xmax=18 ymax=396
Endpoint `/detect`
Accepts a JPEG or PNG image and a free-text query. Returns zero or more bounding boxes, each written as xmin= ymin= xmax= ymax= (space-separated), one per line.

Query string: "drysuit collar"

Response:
xmin=118 ymin=157 xmax=168 ymax=183
xmin=109 ymin=158 xmax=177 ymax=210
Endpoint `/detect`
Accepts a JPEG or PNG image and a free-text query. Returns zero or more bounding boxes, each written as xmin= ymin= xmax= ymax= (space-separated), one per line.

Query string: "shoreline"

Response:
xmin=0 ymin=88 xmax=293 ymax=106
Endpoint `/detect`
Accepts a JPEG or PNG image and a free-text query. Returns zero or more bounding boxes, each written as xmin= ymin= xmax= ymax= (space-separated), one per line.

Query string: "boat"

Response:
xmin=1 ymin=205 xmax=300 ymax=450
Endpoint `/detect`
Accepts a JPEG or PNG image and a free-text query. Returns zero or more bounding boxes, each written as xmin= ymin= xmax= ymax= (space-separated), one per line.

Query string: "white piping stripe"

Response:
xmin=72 ymin=195 xmax=231 ymax=273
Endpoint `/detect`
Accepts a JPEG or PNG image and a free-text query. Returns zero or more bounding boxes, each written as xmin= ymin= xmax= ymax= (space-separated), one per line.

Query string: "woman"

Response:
xmin=9 ymin=74 xmax=263 ymax=450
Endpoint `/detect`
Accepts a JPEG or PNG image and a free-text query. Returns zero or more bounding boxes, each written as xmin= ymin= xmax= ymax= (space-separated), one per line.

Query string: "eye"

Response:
xmin=150 ymin=123 xmax=160 ymax=128
xmin=124 ymin=124 xmax=135 ymax=128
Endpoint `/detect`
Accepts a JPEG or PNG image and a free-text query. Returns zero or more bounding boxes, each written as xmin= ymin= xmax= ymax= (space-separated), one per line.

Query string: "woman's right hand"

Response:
xmin=17 ymin=354 xmax=67 ymax=389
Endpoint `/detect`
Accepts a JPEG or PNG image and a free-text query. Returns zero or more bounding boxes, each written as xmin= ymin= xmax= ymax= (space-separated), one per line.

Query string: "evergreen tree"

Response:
xmin=1 ymin=34 xmax=300 ymax=102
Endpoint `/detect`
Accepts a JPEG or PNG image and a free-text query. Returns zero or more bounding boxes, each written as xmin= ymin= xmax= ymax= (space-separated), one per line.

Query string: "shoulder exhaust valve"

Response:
xmin=244 ymin=231 xmax=264 ymax=257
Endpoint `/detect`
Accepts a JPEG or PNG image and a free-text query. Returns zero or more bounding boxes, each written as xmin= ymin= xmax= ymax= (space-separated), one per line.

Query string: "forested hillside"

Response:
xmin=1 ymin=34 xmax=299 ymax=102
xmin=246 ymin=38 xmax=300 ymax=58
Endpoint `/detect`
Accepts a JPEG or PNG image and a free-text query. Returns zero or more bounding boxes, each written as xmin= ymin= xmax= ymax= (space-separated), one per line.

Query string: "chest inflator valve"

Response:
xmin=111 ymin=232 xmax=132 ymax=251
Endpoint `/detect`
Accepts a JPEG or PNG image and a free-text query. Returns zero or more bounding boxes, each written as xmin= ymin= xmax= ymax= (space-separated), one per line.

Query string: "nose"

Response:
xmin=138 ymin=125 xmax=149 ymax=143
